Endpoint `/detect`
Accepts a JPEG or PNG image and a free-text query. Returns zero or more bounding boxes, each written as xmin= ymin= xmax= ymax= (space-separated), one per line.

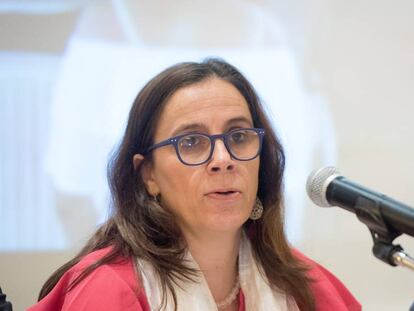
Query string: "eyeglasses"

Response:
xmin=146 ymin=128 xmax=265 ymax=166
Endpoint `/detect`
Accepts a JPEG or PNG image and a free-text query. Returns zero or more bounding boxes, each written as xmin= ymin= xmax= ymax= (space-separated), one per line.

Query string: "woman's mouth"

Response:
xmin=205 ymin=189 xmax=241 ymax=200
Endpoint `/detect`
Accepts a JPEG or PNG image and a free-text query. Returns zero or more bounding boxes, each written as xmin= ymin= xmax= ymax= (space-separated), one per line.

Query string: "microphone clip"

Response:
xmin=354 ymin=196 xmax=414 ymax=270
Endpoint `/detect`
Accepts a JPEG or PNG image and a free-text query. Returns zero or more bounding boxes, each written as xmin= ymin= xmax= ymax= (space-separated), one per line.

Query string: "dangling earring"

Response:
xmin=250 ymin=197 xmax=263 ymax=220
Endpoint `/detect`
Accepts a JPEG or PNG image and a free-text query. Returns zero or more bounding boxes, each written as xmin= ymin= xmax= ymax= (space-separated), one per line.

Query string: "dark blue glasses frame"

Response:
xmin=146 ymin=127 xmax=265 ymax=166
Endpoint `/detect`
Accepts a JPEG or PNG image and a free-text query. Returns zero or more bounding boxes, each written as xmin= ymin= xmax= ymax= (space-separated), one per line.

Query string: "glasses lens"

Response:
xmin=178 ymin=134 xmax=211 ymax=164
xmin=227 ymin=129 xmax=260 ymax=160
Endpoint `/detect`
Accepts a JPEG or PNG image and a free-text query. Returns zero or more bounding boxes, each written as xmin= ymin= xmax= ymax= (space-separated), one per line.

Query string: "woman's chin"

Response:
xmin=200 ymin=213 xmax=249 ymax=233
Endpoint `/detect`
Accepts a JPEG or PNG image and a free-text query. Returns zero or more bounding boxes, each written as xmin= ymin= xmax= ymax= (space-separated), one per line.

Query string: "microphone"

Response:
xmin=306 ymin=166 xmax=414 ymax=238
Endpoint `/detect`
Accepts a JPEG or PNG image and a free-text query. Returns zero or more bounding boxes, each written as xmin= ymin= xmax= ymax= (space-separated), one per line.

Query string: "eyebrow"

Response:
xmin=172 ymin=116 xmax=253 ymax=136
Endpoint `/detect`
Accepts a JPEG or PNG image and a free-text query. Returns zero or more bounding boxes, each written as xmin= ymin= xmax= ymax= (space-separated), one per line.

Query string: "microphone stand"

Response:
xmin=392 ymin=249 xmax=414 ymax=270
xmin=354 ymin=196 xmax=414 ymax=271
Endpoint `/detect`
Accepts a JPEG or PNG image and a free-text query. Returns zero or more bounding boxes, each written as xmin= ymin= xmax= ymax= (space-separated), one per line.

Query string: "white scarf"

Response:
xmin=137 ymin=233 xmax=299 ymax=311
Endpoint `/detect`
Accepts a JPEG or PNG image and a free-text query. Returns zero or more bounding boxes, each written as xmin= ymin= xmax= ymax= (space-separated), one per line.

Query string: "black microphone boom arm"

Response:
xmin=307 ymin=166 xmax=414 ymax=271
xmin=327 ymin=176 xmax=414 ymax=238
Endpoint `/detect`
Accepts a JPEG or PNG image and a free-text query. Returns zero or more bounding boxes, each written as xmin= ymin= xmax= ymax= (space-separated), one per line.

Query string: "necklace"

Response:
xmin=216 ymin=277 xmax=240 ymax=309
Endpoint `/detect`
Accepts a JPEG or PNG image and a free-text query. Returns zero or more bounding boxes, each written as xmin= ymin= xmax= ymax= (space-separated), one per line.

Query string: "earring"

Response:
xmin=250 ymin=198 xmax=263 ymax=220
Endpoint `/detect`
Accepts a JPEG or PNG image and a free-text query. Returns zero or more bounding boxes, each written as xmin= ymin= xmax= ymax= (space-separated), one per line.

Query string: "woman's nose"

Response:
xmin=206 ymin=140 xmax=235 ymax=173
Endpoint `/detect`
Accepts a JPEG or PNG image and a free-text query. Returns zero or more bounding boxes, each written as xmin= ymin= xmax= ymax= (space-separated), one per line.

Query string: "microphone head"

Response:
xmin=306 ymin=166 xmax=341 ymax=207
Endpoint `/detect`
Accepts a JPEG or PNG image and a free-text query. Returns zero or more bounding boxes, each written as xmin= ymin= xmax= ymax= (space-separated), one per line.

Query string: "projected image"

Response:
xmin=0 ymin=0 xmax=336 ymax=251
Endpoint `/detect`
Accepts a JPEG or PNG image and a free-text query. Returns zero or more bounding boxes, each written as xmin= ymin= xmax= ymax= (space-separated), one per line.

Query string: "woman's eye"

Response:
xmin=231 ymin=131 xmax=247 ymax=143
xmin=180 ymin=135 xmax=201 ymax=148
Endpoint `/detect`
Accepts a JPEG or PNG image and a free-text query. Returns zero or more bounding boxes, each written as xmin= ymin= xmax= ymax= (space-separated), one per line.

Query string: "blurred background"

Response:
xmin=0 ymin=0 xmax=413 ymax=310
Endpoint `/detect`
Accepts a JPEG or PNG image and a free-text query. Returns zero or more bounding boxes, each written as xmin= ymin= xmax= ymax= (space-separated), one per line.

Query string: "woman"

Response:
xmin=29 ymin=59 xmax=360 ymax=311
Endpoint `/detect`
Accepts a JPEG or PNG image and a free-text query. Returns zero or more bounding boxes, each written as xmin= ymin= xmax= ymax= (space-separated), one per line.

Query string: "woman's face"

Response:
xmin=143 ymin=78 xmax=260 ymax=237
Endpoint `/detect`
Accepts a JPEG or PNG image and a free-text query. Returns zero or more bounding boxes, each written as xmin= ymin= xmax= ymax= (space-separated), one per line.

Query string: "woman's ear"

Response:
xmin=133 ymin=154 xmax=144 ymax=170
xmin=133 ymin=154 xmax=160 ymax=196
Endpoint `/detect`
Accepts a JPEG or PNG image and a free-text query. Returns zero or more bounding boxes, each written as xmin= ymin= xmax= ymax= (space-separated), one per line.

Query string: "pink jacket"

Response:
xmin=28 ymin=248 xmax=361 ymax=310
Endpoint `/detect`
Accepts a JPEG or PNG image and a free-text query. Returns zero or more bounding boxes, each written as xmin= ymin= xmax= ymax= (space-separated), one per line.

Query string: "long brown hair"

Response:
xmin=39 ymin=58 xmax=315 ymax=310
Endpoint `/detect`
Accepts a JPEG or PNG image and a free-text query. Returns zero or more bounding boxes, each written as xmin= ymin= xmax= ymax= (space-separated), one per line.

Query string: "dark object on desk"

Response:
xmin=0 ymin=287 xmax=12 ymax=311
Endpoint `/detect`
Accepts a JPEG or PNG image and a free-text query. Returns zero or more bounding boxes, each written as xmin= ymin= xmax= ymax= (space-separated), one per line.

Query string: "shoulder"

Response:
xmin=292 ymin=249 xmax=361 ymax=311
xmin=28 ymin=247 xmax=150 ymax=311
xmin=70 ymin=247 xmax=137 ymax=289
